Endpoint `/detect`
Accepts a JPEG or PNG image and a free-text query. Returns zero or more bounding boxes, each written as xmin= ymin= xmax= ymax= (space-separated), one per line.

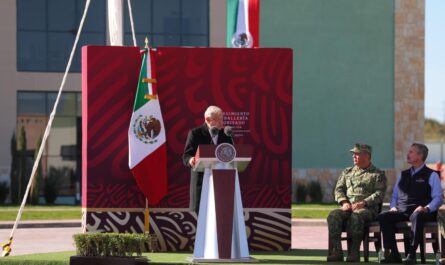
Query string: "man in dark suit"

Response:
xmin=182 ymin=106 xmax=233 ymax=212
xmin=378 ymin=143 xmax=443 ymax=264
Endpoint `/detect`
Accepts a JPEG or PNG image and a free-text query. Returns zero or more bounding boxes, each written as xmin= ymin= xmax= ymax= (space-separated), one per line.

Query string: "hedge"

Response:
xmin=73 ymin=233 xmax=148 ymax=257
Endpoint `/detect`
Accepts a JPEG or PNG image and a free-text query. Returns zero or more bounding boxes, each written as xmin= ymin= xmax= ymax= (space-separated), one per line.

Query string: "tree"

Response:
xmin=10 ymin=132 xmax=19 ymax=204
xmin=425 ymin=118 xmax=445 ymax=141
xmin=30 ymin=134 xmax=43 ymax=205
xmin=18 ymin=126 xmax=27 ymax=202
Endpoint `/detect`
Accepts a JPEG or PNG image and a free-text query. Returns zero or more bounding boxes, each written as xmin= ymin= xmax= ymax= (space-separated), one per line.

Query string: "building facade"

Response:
xmin=0 ymin=0 xmax=424 ymax=203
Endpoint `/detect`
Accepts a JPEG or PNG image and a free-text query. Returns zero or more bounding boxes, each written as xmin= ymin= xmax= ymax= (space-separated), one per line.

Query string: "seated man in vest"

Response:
xmin=327 ymin=143 xmax=387 ymax=262
xmin=378 ymin=143 xmax=443 ymax=264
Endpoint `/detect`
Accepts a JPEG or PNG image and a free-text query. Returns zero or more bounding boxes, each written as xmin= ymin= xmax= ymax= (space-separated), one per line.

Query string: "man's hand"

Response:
xmin=414 ymin=206 xmax=428 ymax=213
xmin=189 ymin=157 xmax=196 ymax=167
xmin=341 ymin=202 xmax=352 ymax=212
xmin=352 ymin=201 xmax=365 ymax=211
xmin=389 ymin=207 xmax=399 ymax=212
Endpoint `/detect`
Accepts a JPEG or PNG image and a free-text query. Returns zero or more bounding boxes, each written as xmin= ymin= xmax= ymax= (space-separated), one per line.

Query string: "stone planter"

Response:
xmin=70 ymin=256 xmax=149 ymax=265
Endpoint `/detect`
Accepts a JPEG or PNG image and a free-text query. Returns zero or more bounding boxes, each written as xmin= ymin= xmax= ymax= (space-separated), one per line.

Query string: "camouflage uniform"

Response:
xmin=327 ymin=163 xmax=387 ymax=261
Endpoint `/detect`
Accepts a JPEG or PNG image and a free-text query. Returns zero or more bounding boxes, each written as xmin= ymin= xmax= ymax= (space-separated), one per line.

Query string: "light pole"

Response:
xmin=442 ymin=101 xmax=445 ymax=164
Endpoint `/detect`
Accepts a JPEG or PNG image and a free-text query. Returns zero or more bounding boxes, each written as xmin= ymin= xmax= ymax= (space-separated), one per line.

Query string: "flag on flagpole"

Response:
xmin=128 ymin=46 xmax=167 ymax=205
xmin=226 ymin=0 xmax=260 ymax=48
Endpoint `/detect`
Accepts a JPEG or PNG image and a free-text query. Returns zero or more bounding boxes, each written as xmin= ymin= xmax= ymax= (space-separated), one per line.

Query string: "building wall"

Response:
xmin=0 ymin=0 xmax=220 ymax=186
xmin=0 ymin=0 xmax=425 ymax=204
xmin=261 ymin=0 xmax=395 ymax=170
xmin=209 ymin=0 xmax=226 ymax=47
xmin=0 ymin=0 xmax=81 ymax=182
xmin=257 ymin=0 xmax=424 ymax=202
xmin=394 ymin=0 xmax=425 ymax=171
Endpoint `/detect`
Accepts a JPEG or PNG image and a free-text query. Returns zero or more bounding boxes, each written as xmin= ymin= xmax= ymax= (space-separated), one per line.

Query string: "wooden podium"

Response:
xmin=187 ymin=144 xmax=256 ymax=263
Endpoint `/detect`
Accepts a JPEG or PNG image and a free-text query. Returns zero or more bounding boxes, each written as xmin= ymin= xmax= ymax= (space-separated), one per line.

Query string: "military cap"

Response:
xmin=349 ymin=143 xmax=372 ymax=155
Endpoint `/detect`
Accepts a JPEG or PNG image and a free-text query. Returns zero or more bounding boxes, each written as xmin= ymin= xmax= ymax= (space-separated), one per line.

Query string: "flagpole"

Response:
xmin=143 ymin=37 xmax=157 ymax=100
xmin=144 ymin=198 xmax=150 ymax=233
xmin=139 ymin=39 xmax=152 ymax=234
xmin=1 ymin=0 xmax=92 ymax=257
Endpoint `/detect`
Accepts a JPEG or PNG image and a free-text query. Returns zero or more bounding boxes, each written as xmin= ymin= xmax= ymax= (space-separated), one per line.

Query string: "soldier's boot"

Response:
xmin=346 ymin=237 xmax=361 ymax=262
xmin=327 ymin=238 xmax=344 ymax=262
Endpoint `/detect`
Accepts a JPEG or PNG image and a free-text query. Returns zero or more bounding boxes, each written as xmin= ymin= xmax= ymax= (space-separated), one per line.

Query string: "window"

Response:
xmin=17 ymin=0 xmax=209 ymax=72
xmin=16 ymin=91 xmax=81 ymax=204
xmin=17 ymin=0 xmax=106 ymax=72
xmin=123 ymin=0 xmax=209 ymax=47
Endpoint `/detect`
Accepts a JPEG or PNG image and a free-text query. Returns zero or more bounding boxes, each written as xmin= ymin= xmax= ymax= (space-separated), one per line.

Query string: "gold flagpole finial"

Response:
xmin=145 ymin=37 xmax=149 ymax=49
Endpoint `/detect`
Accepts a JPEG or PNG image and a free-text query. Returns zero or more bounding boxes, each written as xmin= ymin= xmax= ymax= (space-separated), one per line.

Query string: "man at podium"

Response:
xmin=182 ymin=105 xmax=233 ymax=212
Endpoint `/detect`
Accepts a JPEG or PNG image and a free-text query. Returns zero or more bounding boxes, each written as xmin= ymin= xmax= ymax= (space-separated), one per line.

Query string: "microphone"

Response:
xmin=224 ymin=126 xmax=234 ymax=145
xmin=224 ymin=126 xmax=233 ymax=137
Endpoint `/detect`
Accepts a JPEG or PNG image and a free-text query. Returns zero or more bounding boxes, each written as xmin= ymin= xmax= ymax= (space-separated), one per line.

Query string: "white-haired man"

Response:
xmin=378 ymin=143 xmax=443 ymax=264
xmin=182 ymin=106 xmax=233 ymax=212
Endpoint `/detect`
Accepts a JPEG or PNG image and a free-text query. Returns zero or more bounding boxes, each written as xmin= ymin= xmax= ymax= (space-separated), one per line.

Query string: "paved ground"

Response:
xmin=0 ymin=219 xmax=436 ymax=257
xmin=292 ymin=219 xmax=435 ymax=257
xmin=0 ymin=226 xmax=81 ymax=256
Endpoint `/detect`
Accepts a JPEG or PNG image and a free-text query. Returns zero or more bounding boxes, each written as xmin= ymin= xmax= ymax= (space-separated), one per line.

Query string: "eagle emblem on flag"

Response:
xmin=133 ymin=114 xmax=162 ymax=144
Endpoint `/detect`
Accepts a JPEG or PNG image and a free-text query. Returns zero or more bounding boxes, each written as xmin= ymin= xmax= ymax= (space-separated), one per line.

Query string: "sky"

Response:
xmin=425 ymin=0 xmax=445 ymax=122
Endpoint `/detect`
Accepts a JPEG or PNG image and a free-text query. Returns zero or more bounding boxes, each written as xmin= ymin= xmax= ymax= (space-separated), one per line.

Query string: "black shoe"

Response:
xmin=380 ymin=252 xmax=402 ymax=263
xmin=402 ymin=253 xmax=416 ymax=264
xmin=326 ymin=251 xmax=344 ymax=262
xmin=345 ymin=253 xmax=359 ymax=262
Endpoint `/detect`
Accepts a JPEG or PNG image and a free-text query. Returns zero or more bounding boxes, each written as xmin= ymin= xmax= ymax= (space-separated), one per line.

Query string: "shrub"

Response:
xmin=44 ymin=167 xmax=61 ymax=204
xmin=73 ymin=233 xmax=149 ymax=257
xmin=307 ymin=180 xmax=323 ymax=203
xmin=295 ymin=182 xmax=307 ymax=203
xmin=0 ymin=182 xmax=9 ymax=204
xmin=18 ymin=126 xmax=27 ymax=202
xmin=10 ymin=132 xmax=19 ymax=204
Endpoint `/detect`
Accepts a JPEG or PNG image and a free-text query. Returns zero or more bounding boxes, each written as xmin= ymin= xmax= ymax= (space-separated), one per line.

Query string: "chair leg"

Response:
xmin=328 ymin=236 xmax=333 ymax=255
xmin=375 ymin=232 xmax=382 ymax=251
xmin=433 ymin=232 xmax=439 ymax=253
xmin=347 ymin=236 xmax=352 ymax=256
xmin=420 ymin=232 xmax=426 ymax=264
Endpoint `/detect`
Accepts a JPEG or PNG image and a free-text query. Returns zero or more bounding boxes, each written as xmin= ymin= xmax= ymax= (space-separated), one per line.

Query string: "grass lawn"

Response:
xmin=291 ymin=203 xmax=338 ymax=219
xmin=0 ymin=206 xmax=81 ymax=221
xmin=0 ymin=249 xmax=437 ymax=265
xmin=0 ymin=204 xmax=337 ymax=220
xmin=0 ymin=204 xmax=385 ymax=220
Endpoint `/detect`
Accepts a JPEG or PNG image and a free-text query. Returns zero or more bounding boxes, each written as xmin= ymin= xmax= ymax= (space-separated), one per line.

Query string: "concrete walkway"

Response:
xmin=0 ymin=219 xmax=435 ymax=256
xmin=292 ymin=219 xmax=435 ymax=255
xmin=0 ymin=219 xmax=81 ymax=229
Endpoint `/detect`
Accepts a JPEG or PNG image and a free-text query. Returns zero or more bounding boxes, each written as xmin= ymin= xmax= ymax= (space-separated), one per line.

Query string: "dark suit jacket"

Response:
xmin=182 ymin=123 xmax=234 ymax=167
xmin=182 ymin=123 xmax=233 ymax=210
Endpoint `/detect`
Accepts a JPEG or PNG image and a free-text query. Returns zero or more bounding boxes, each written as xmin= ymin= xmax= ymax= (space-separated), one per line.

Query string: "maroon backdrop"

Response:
xmin=82 ymin=46 xmax=292 ymax=209
xmin=82 ymin=46 xmax=293 ymax=251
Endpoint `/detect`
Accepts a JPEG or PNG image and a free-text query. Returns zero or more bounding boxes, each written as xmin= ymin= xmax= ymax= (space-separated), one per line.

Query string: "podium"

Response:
xmin=187 ymin=144 xmax=256 ymax=263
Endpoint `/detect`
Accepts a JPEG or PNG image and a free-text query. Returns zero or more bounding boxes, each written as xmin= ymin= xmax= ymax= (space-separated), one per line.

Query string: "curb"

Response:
xmin=292 ymin=218 xmax=326 ymax=227
xmin=0 ymin=220 xmax=81 ymax=229
xmin=0 ymin=219 xmax=326 ymax=229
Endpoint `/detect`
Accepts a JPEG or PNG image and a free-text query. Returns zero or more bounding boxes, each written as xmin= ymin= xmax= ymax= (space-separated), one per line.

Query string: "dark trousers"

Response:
xmin=377 ymin=210 xmax=437 ymax=254
xmin=196 ymin=174 xmax=203 ymax=214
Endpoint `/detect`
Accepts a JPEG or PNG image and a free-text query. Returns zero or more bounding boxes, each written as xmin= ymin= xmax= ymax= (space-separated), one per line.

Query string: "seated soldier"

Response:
xmin=327 ymin=143 xmax=387 ymax=262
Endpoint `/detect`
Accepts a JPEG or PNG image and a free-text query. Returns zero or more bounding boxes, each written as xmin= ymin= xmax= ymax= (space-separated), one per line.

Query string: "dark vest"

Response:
xmin=397 ymin=165 xmax=436 ymax=213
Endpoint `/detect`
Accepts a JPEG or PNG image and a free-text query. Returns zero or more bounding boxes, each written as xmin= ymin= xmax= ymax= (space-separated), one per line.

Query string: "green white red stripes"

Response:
xmin=128 ymin=48 xmax=167 ymax=204
xmin=226 ymin=0 xmax=260 ymax=48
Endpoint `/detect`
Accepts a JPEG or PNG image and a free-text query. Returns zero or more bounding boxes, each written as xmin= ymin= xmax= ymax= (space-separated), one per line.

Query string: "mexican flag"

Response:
xmin=128 ymin=48 xmax=167 ymax=205
xmin=226 ymin=0 xmax=260 ymax=48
